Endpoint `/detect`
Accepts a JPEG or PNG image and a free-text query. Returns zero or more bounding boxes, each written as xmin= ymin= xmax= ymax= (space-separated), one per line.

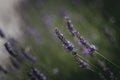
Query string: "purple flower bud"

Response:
xmin=79 ymin=59 xmax=88 ymax=68
xmin=79 ymin=37 xmax=87 ymax=46
xmin=55 ymin=28 xmax=74 ymax=51
xmin=55 ymin=28 xmax=64 ymax=42
xmin=4 ymin=42 xmax=17 ymax=57
xmin=28 ymin=56 xmax=37 ymax=63
xmin=40 ymin=73 xmax=47 ymax=80
xmin=32 ymin=67 xmax=46 ymax=80
xmin=63 ymin=41 xmax=74 ymax=51
xmin=64 ymin=16 xmax=77 ymax=36
xmin=82 ymin=48 xmax=90 ymax=55
xmin=28 ymin=72 xmax=37 ymax=80
xmin=22 ymin=49 xmax=37 ymax=63
xmin=16 ymin=53 xmax=26 ymax=62
xmin=89 ymin=45 xmax=96 ymax=51
xmin=73 ymin=55 xmax=88 ymax=69
xmin=81 ymin=45 xmax=96 ymax=55
xmin=88 ymin=45 xmax=96 ymax=55
xmin=71 ymin=30 xmax=77 ymax=36
xmin=7 ymin=38 xmax=17 ymax=45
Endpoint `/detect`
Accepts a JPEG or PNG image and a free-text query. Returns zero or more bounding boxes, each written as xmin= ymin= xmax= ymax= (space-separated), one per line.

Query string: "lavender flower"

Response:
xmin=65 ymin=16 xmax=96 ymax=55
xmin=88 ymin=45 xmax=96 ymax=55
xmin=75 ymin=56 xmax=88 ymax=68
xmin=28 ymin=72 xmax=37 ymax=80
xmin=32 ymin=67 xmax=46 ymax=80
xmin=16 ymin=53 xmax=26 ymax=62
xmin=64 ymin=16 xmax=77 ymax=36
xmin=81 ymin=47 xmax=90 ymax=55
xmin=55 ymin=28 xmax=89 ymax=68
xmin=55 ymin=28 xmax=74 ymax=51
xmin=55 ymin=28 xmax=65 ymax=42
xmin=72 ymin=51 xmax=88 ymax=69
xmin=7 ymin=38 xmax=17 ymax=46
xmin=62 ymin=40 xmax=74 ymax=51
xmin=4 ymin=41 xmax=17 ymax=57
xmin=21 ymin=49 xmax=37 ymax=63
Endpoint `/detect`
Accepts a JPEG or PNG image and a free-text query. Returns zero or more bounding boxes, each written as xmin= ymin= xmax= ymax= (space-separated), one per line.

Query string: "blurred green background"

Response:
xmin=7 ymin=0 xmax=120 ymax=80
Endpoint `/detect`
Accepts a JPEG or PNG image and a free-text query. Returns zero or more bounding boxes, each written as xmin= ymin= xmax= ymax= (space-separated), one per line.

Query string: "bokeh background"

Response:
xmin=1 ymin=0 xmax=120 ymax=80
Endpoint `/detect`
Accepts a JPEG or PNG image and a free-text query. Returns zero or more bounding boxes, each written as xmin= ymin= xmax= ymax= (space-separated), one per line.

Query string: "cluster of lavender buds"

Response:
xmin=55 ymin=28 xmax=74 ymax=51
xmin=72 ymin=51 xmax=88 ymax=68
xmin=27 ymin=67 xmax=46 ymax=80
xmin=0 ymin=28 xmax=47 ymax=80
xmin=4 ymin=38 xmax=37 ymax=63
xmin=55 ymin=16 xmax=120 ymax=80
xmin=64 ymin=16 xmax=96 ymax=55
xmin=28 ymin=72 xmax=37 ymax=80
xmin=4 ymin=39 xmax=27 ymax=63
xmin=55 ymin=28 xmax=88 ymax=69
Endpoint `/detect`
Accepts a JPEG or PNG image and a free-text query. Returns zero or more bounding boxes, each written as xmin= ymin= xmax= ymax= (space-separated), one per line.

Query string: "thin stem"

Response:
xmin=95 ymin=51 xmax=120 ymax=70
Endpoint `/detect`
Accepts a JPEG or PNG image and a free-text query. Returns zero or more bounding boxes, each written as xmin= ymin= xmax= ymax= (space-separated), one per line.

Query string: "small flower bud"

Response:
xmin=63 ymin=41 xmax=74 ymax=51
xmin=32 ymin=67 xmax=46 ymax=80
xmin=4 ymin=42 xmax=17 ymax=57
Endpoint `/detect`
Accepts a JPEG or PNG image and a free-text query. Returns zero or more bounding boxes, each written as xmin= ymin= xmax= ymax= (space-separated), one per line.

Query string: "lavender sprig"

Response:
xmin=1 ymin=30 xmax=47 ymax=80
xmin=4 ymin=41 xmax=17 ymax=57
xmin=55 ymin=28 xmax=89 ymax=69
xmin=64 ymin=16 xmax=77 ymax=36
xmin=72 ymin=51 xmax=88 ymax=69
xmin=32 ymin=67 xmax=47 ymax=80
xmin=21 ymin=48 xmax=37 ymax=63
xmin=27 ymin=72 xmax=38 ymax=80
xmin=64 ymin=16 xmax=96 ymax=55
xmin=55 ymin=28 xmax=74 ymax=51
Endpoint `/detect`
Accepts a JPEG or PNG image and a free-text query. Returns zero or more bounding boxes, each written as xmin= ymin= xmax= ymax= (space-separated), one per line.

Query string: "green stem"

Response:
xmin=95 ymin=51 xmax=120 ymax=70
